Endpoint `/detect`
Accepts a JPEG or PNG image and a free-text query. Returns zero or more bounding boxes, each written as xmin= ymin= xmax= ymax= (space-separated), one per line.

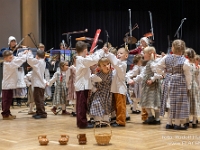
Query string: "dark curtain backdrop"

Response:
xmin=40 ymin=0 xmax=200 ymax=54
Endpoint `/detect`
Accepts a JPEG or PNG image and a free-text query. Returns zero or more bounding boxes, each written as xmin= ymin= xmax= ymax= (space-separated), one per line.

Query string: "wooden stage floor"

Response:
xmin=0 ymin=104 xmax=200 ymax=150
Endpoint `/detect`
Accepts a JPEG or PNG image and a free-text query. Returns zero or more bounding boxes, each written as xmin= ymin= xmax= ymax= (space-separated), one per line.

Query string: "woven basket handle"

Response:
xmin=94 ymin=121 xmax=112 ymax=136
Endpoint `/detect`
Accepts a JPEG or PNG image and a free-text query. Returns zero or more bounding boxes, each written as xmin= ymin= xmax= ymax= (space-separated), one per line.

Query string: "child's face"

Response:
xmin=4 ymin=55 xmax=13 ymax=62
xmin=99 ymin=62 xmax=111 ymax=74
xmin=143 ymin=52 xmax=151 ymax=61
xmin=117 ymin=49 xmax=128 ymax=61
xmin=10 ymin=40 xmax=17 ymax=48
xmin=140 ymin=40 xmax=147 ymax=48
xmin=61 ymin=63 xmax=69 ymax=71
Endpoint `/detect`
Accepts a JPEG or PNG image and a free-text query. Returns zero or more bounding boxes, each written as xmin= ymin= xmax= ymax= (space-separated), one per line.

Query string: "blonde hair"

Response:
xmin=172 ymin=39 xmax=186 ymax=54
xmin=118 ymin=47 xmax=129 ymax=54
xmin=133 ymin=54 xmax=143 ymax=65
xmin=143 ymin=46 xmax=156 ymax=60
xmin=98 ymin=57 xmax=110 ymax=67
xmin=38 ymin=43 xmax=45 ymax=48
xmin=195 ymin=54 xmax=200 ymax=61
xmin=59 ymin=61 xmax=69 ymax=70
xmin=109 ymin=47 xmax=117 ymax=55
xmin=185 ymin=48 xmax=196 ymax=62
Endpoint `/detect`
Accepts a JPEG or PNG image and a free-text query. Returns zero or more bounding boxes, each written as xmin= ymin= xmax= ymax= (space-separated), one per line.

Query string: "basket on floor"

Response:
xmin=94 ymin=121 xmax=112 ymax=145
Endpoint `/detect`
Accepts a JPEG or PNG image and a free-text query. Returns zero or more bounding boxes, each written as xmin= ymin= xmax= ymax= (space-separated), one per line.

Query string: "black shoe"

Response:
xmin=184 ymin=123 xmax=189 ymax=127
xmin=126 ymin=116 xmax=131 ymax=121
xmin=33 ymin=115 xmax=47 ymax=119
xmin=190 ymin=120 xmax=198 ymax=124
xmin=111 ymin=122 xmax=125 ymax=127
xmin=143 ymin=116 xmax=155 ymax=124
xmin=132 ymin=110 xmax=141 ymax=114
xmin=88 ymin=118 xmax=95 ymax=124
xmin=192 ymin=124 xmax=197 ymax=128
xmin=130 ymin=107 xmax=133 ymax=110
xmin=166 ymin=124 xmax=174 ymax=129
xmin=71 ymin=112 xmax=76 ymax=117
xmin=174 ymin=125 xmax=187 ymax=130
xmin=111 ymin=117 xmax=116 ymax=121
xmin=32 ymin=114 xmax=38 ymax=118
xmin=149 ymin=120 xmax=161 ymax=125
xmin=80 ymin=123 xmax=94 ymax=129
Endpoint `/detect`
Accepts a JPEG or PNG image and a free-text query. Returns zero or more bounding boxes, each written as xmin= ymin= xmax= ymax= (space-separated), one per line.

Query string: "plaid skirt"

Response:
xmin=161 ymin=74 xmax=189 ymax=119
xmin=52 ymin=84 xmax=68 ymax=106
xmin=140 ymin=80 xmax=161 ymax=109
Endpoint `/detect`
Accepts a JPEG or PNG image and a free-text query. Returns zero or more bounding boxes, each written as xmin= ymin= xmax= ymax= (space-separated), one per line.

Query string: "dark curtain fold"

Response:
xmin=40 ymin=0 xmax=200 ymax=54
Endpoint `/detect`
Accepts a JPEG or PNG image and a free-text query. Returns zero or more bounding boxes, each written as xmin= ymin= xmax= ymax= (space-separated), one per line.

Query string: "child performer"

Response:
xmin=27 ymin=50 xmax=47 ymax=119
xmin=1 ymin=50 xmax=27 ymax=120
xmin=184 ymin=48 xmax=200 ymax=128
xmin=129 ymin=47 xmax=162 ymax=125
xmin=156 ymin=39 xmax=191 ymax=130
xmin=67 ymin=54 xmax=77 ymax=116
xmin=24 ymin=70 xmax=35 ymax=115
xmin=75 ymin=41 xmax=104 ymax=129
xmin=49 ymin=61 xmax=70 ymax=115
xmin=88 ymin=57 xmax=112 ymax=123
xmin=103 ymin=47 xmax=128 ymax=127
xmin=126 ymin=54 xmax=143 ymax=114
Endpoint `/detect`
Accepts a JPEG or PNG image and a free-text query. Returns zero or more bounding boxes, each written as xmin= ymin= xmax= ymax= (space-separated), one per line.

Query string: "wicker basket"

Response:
xmin=94 ymin=122 xmax=112 ymax=145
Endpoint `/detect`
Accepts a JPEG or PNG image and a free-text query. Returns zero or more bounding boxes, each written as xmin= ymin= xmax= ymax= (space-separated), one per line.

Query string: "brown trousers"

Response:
xmin=34 ymin=87 xmax=47 ymax=117
xmin=1 ymin=89 xmax=13 ymax=117
xmin=76 ymin=90 xmax=89 ymax=128
xmin=113 ymin=93 xmax=126 ymax=125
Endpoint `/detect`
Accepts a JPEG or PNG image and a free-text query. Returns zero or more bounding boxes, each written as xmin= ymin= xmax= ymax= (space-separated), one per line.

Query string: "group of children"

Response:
xmin=1 ymin=37 xmax=200 ymax=130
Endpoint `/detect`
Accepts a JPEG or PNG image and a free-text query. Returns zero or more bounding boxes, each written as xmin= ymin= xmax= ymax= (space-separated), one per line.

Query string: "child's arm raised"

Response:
xmin=27 ymin=51 xmax=39 ymax=69
xmin=9 ymin=52 xmax=27 ymax=69
xmin=81 ymin=49 xmax=104 ymax=68
xmin=105 ymin=52 xmax=127 ymax=81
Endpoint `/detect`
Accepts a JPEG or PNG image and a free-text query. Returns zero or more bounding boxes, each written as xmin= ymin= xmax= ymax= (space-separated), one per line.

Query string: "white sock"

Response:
xmin=62 ymin=104 xmax=66 ymax=110
xmin=167 ymin=109 xmax=172 ymax=125
xmin=175 ymin=119 xmax=181 ymax=126
xmin=126 ymin=110 xmax=129 ymax=117
xmin=29 ymin=103 xmax=33 ymax=112
xmin=154 ymin=109 xmax=160 ymax=121
xmin=111 ymin=111 xmax=116 ymax=118
xmin=103 ymin=115 xmax=109 ymax=122
xmin=94 ymin=116 xmax=103 ymax=122
xmin=133 ymin=101 xmax=137 ymax=111
xmin=193 ymin=116 xmax=197 ymax=124
xmin=145 ymin=108 xmax=152 ymax=117
xmin=73 ymin=104 xmax=76 ymax=112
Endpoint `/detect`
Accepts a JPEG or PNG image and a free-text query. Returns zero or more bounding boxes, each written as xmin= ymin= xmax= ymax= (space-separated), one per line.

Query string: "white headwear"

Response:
xmin=8 ymin=36 xmax=17 ymax=45
xmin=140 ymin=37 xmax=149 ymax=45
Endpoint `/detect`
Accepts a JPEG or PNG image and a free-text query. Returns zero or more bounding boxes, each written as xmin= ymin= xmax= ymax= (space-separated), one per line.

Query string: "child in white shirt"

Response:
xmin=75 ymin=41 xmax=104 ymax=129
xmin=1 ymin=50 xmax=27 ymax=120
xmin=27 ymin=50 xmax=47 ymax=119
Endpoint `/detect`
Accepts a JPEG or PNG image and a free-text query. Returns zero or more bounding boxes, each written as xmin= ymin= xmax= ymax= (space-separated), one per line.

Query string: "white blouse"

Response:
xmin=156 ymin=54 xmax=192 ymax=89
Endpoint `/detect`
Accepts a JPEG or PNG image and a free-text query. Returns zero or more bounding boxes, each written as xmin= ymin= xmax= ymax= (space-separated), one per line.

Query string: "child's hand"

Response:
xmin=128 ymin=79 xmax=134 ymax=85
xmin=147 ymin=80 xmax=153 ymax=85
xmin=102 ymin=47 xmax=109 ymax=54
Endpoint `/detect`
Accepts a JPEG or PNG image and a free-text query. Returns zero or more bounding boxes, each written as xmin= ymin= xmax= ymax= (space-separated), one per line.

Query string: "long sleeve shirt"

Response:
xmin=105 ymin=52 xmax=127 ymax=95
xmin=75 ymin=49 xmax=104 ymax=91
xmin=2 ymin=52 xmax=27 ymax=89
xmin=156 ymin=55 xmax=192 ymax=89
xmin=27 ymin=52 xmax=46 ymax=89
